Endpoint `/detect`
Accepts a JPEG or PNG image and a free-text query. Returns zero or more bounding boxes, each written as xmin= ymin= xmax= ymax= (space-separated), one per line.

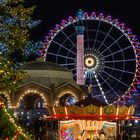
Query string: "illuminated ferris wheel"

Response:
xmin=41 ymin=10 xmax=140 ymax=104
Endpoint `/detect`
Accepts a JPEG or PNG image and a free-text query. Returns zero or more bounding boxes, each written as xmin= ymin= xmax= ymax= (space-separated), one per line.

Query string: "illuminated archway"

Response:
xmin=55 ymin=90 xmax=80 ymax=106
xmin=16 ymin=89 xmax=48 ymax=109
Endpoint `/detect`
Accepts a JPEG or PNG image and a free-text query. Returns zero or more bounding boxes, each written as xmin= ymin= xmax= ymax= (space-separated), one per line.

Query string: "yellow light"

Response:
xmin=115 ymin=117 xmax=118 ymax=120
xmin=100 ymin=106 xmax=103 ymax=116
xmin=17 ymin=89 xmax=47 ymax=108
xmin=126 ymin=106 xmax=131 ymax=120
xmin=2 ymin=106 xmax=28 ymax=139
xmin=0 ymin=70 xmax=4 ymax=73
xmin=65 ymin=106 xmax=68 ymax=116
xmin=116 ymin=106 xmax=119 ymax=116
xmin=53 ymin=107 xmax=56 ymax=115
xmin=56 ymin=90 xmax=78 ymax=105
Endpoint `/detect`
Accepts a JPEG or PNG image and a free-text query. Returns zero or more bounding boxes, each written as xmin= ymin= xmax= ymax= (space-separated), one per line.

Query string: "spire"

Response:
xmin=76 ymin=9 xmax=84 ymax=21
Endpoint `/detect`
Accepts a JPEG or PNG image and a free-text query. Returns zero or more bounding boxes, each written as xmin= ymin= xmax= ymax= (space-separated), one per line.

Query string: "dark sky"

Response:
xmin=27 ymin=0 xmax=140 ymax=42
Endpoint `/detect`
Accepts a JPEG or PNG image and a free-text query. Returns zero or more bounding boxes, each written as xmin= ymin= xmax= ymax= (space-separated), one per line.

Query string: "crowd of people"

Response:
xmin=18 ymin=116 xmax=140 ymax=140
xmin=33 ymin=116 xmax=59 ymax=140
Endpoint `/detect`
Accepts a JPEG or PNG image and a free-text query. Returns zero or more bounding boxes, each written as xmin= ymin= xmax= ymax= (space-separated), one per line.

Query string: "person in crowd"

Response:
xmin=33 ymin=118 xmax=40 ymax=140
xmin=99 ymin=129 xmax=106 ymax=140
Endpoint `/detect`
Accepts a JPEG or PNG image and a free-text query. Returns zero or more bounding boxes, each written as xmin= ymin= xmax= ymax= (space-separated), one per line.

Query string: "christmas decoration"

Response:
xmin=0 ymin=0 xmax=42 ymax=139
xmin=0 ymin=55 xmax=28 ymax=92
xmin=0 ymin=0 xmax=42 ymax=91
xmin=0 ymin=0 xmax=43 ymax=59
xmin=0 ymin=104 xmax=28 ymax=139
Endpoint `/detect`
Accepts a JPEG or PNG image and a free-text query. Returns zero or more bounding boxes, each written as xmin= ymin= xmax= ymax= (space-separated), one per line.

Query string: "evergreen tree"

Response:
xmin=0 ymin=54 xmax=27 ymax=91
xmin=0 ymin=1 xmax=42 ymax=138
xmin=0 ymin=105 xmax=29 ymax=139
xmin=0 ymin=0 xmax=42 ymax=91
xmin=0 ymin=0 xmax=42 ymax=60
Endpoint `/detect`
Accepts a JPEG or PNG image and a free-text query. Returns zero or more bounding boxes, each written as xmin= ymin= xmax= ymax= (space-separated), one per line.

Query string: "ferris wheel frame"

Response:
xmin=41 ymin=11 xmax=140 ymax=104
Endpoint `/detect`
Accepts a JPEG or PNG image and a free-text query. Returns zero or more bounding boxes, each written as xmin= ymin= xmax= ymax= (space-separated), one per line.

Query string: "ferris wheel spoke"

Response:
xmin=96 ymin=25 xmax=114 ymax=52
xmin=100 ymin=69 xmax=130 ymax=88
xmin=86 ymin=38 xmax=113 ymax=60
xmin=105 ymin=58 xmax=136 ymax=63
xmin=60 ymin=63 xmax=76 ymax=66
xmin=96 ymin=71 xmax=121 ymax=99
xmin=92 ymin=21 xmax=101 ymax=49
xmin=73 ymin=73 xmax=76 ymax=78
xmin=65 ymin=45 xmax=76 ymax=67
xmin=71 ymin=67 xmax=76 ymax=71
xmin=60 ymin=30 xmax=77 ymax=48
xmin=52 ymin=40 xmax=76 ymax=55
xmin=103 ymin=45 xmax=132 ymax=59
xmin=72 ymin=68 xmax=76 ymax=78
xmin=98 ymin=34 xmax=124 ymax=57
xmin=94 ymin=72 xmax=109 ymax=104
xmin=85 ymin=39 xmax=104 ymax=59
xmin=103 ymin=65 xmax=135 ymax=75
xmin=47 ymin=52 xmax=75 ymax=60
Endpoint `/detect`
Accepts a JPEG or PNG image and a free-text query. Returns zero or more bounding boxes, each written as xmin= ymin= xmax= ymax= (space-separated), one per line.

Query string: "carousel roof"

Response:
xmin=75 ymin=96 xmax=106 ymax=107
xmin=47 ymin=103 xmax=135 ymax=121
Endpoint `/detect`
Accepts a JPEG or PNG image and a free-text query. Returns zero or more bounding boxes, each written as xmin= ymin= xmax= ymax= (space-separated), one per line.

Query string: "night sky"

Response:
xmin=27 ymin=0 xmax=140 ymax=42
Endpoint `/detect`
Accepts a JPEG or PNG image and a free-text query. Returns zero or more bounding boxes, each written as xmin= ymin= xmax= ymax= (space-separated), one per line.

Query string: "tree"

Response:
xmin=0 ymin=0 xmax=42 ymax=139
xmin=0 ymin=104 xmax=29 ymax=139
xmin=0 ymin=54 xmax=27 ymax=92
xmin=0 ymin=0 xmax=42 ymax=60
xmin=0 ymin=0 xmax=42 ymax=91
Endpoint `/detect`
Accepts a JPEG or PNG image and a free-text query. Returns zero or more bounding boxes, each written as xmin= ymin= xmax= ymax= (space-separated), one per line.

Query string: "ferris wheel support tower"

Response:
xmin=75 ymin=26 xmax=85 ymax=85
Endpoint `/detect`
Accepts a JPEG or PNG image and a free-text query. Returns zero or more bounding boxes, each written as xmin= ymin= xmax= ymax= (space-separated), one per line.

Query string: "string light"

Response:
xmin=0 ymin=91 xmax=11 ymax=108
xmin=94 ymin=71 xmax=108 ymax=104
xmin=56 ymin=90 xmax=79 ymax=105
xmin=0 ymin=105 xmax=29 ymax=139
xmin=16 ymin=89 xmax=48 ymax=108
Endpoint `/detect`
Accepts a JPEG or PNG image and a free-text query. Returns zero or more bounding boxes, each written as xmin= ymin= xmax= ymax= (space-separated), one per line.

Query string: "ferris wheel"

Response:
xmin=41 ymin=10 xmax=140 ymax=104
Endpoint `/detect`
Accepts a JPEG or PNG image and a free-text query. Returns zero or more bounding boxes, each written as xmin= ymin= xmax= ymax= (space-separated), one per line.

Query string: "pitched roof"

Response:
xmin=23 ymin=61 xmax=70 ymax=71
xmin=75 ymin=96 xmax=106 ymax=107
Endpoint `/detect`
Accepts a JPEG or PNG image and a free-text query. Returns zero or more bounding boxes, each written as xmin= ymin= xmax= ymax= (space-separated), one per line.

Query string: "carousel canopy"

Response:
xmin=47 ymin=95 xmax=135 ymax=121
xmin=75 ymin=96 xmax=106 ymax=107
xmin=48 ymin=104 xmax=135 ymax=121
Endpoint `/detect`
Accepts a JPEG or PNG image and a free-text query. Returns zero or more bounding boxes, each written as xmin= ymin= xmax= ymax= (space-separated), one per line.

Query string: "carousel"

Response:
xmin=46 ymin=95 xmax=135 ymax=140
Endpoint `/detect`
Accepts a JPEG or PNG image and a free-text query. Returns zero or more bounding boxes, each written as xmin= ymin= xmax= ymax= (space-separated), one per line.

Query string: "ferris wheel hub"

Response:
xmin=84 ymin=54 xmax=98 ymax=69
